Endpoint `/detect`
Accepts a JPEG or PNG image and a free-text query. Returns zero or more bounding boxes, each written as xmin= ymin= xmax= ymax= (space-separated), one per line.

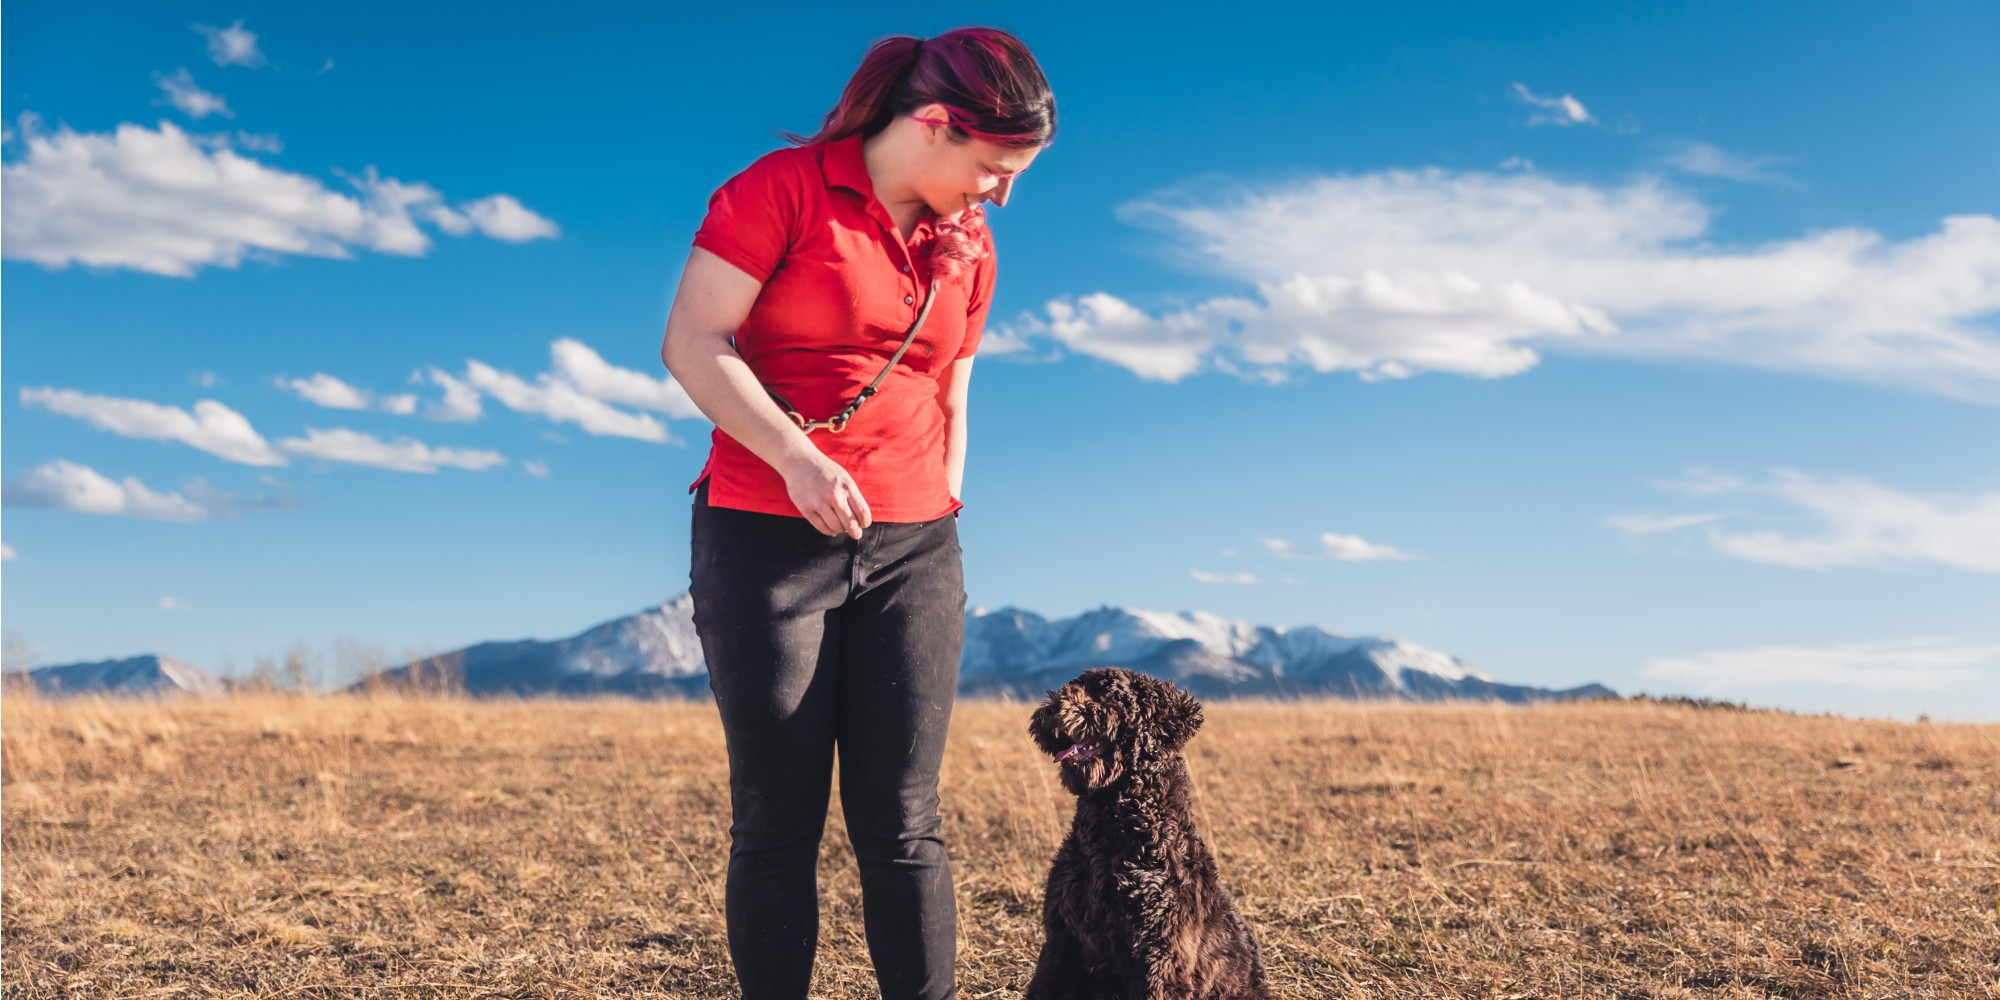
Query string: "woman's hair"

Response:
xmin=781 ymin=27 xmax=1056 ymax=277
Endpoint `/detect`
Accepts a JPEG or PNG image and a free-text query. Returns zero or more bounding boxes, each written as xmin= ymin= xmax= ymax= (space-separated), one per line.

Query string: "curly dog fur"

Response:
xmin=1025 ymin=667 xmax=1271 ymax=1000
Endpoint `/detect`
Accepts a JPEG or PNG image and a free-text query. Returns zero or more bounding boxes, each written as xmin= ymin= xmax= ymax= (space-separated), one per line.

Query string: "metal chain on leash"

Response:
xmin=764 ymin=280 xmax=940 ymax=435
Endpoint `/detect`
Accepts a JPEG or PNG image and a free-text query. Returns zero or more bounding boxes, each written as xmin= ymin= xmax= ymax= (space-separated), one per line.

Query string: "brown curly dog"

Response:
xmin=1025 ymin=667 xmax=1271 ymax=1000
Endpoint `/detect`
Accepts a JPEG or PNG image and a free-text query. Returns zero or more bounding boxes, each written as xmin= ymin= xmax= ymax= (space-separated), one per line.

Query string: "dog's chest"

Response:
xmin=1051 ymin=809 xmax=1189 ymax=956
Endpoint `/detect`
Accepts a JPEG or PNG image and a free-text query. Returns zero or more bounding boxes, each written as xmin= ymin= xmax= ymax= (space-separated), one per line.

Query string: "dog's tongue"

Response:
xmin=1056 ymin=741 xmax=1099 ymax=763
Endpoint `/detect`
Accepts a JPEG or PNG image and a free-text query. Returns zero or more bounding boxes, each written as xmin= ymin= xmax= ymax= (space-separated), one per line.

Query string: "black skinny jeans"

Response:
xmin=687 ymin=480 xmax=965 ymax=1000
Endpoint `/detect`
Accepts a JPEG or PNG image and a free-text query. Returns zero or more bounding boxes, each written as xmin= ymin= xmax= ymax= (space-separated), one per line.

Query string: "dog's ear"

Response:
xmin=1145 ymin=678 xmax=1204 ymax=753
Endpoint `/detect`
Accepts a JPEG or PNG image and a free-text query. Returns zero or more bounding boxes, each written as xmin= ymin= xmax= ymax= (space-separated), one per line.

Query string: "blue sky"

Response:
xmin=5 ymin=2 xmax=1997 ymax=719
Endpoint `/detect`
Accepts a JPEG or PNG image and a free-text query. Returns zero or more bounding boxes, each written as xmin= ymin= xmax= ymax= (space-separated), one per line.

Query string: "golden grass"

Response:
xmin=3 ymin=688 xmax=1996 ymax=998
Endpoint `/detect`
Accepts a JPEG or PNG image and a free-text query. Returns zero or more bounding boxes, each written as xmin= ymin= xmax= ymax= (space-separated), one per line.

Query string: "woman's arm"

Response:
xmin=938 ymin=356 xmax=974 ymax=501
xmin=660 ymin=246 xmax=872 ymax=538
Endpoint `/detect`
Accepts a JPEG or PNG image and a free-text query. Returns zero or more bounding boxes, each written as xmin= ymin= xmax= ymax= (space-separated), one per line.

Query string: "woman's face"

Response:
xmin=913 ymin=106 xmax=1043 ymax=220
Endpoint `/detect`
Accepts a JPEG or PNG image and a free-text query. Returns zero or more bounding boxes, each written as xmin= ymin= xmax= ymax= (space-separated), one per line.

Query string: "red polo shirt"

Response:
xmin=687 ymin=132 xmax=995 ymax=522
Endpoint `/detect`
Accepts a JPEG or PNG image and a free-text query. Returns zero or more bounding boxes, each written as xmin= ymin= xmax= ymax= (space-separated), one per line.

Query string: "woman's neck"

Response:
xmin=861 ymin=130 xmax=933 ymax=241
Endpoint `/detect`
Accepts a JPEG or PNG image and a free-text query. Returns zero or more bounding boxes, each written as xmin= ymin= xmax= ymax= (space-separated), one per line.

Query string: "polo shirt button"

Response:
xmin=900 ymin=264 xmax=910 ymax=273
xmin=904 ymin=294 xmax=914 ymax=305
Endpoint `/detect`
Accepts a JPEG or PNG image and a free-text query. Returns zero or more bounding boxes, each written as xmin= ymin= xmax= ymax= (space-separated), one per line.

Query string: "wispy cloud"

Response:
xmin=427 ymin=195 xmax=561 ymax=242
xmin=1600 ymin=511 xmax=1726 ymax=534
xmin=414 ymin=367 xmax=484 ymax=422
xmin=1642 ymin=638 xmax=1996 ymax=692
xmin=276 ymin=427 xmax=507 ymax=473
xmin=194 ymin=19 xmax=265 ymax=68
xmin=1661 ymin=140 xmax=1790 ymax=183
xmin=2 ymin=460 xmax=209 ymax=521
xmin=276 ymin=373 xmax=418 ymax=414
xmin=1261 ymin=532 xmax=1416 ymax=562
xmin=181 ymin=476 xmax=299 ymax=517
xmin=152 ymin=69 xmax=232 ymax=120
xmin=19 ymin=386 xmax=286 ymax=466
xmin=1 ymin=544 xmax=16 ymax=561
xmin=159 ymin=597 xmax=190 ymax=611
xmin=1 ymin=118 xmax=558 ymax=277
xmin=1190 ymin=569 xmax=1258 ymax=585
xmin=445 ymin=339 xmax=707 ymax=441
xmin=548 ymin=338 xmax=703 ymax=419
xmin=1611 ymin=468 xmax=2000 ymax=572
xmin=991 ymin=168 xmax=2000 ymax=400
xmin=522 ymin=459 xmax=550 ymax=479
xmin=463 ymin=360 xmax=667 ymax=442
xmin=233 ymin=132 xmax=283 ymax=154
xmin=1509 ymin=82 xmax=1595 ymax=127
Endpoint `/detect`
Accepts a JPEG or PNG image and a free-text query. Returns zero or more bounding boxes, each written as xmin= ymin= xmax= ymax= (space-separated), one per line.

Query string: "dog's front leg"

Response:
xmin=1123 ymin=872 xmax=1203 ymax=1000
xmin=1127 ymin=942 xmax=1200 ymax=1000
xmin=1025 ymin=916 xmax=1096 ymax=1000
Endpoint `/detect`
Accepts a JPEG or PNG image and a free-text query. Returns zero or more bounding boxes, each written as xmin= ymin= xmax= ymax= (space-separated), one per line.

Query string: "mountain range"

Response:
xmin=12 ymin=595 xmax=1612 ymax=703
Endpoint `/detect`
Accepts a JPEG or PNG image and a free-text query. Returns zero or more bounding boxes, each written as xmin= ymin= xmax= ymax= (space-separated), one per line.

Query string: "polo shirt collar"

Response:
xmin=821 ymin=132 xmax=934 ymax=241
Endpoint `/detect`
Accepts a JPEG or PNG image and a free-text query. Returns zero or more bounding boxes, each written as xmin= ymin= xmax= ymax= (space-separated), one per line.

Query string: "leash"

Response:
xmin=763 ymin=281 xmax=940 ymax=435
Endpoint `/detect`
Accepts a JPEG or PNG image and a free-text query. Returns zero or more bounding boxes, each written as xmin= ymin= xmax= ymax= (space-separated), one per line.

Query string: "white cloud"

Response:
xmin=277 ymin=373 xmax=370 ymax=409
xmin=1 ymin=118 xmax=558 ymax=277
xmin=1642 ymin=638 xmax=1995 ymax=692
xmin=181 ymin=476 xmax=299 ymax=517
xmin=1 ymin=544 xmax=16 ymax=561
xmin=992 ymin=167 xmax=2000 ymax=400
xmin=547 ymin=338 xmax=703 ymax=419
xmin=153 ymin=69 xmax=232 ymax=120
xmin=1261 ymin=532 xmax=1415 ymax=562
xmin=194 ymin=19 xmax=265 ymax=68
xmin=233 ymin=131 xmax=283 ymax=154
xmin=415 ymin=367 xmax=484 ymax=422
xmin=2 ymin=460 xmax=209 ymax=521
xmin=1190 ymin=569 xmax=1258 ymax=585
xmin=1662 ymin=140 xmax=1788 ymax=184
xmin=391 ymin=342 xmax=702 ymax=439
xmin=19 ymin=386 xmax=286 ymax=466
xmin=1509 ymin=82 xmax=1595 ymax=127
xmin=1319 ymin=532 xmax=1416 ymax=561
xmin=1600 ymin=511 xmax=1726 ymax=534
xmin=159 ymin=597 xmax=190 ymax=611
xmin=276 ymin=427 xmax=507 ymax=473
xmin=276 ymin=372 xmax=419 ymax=415
xmin=1615 ymin=468 xmax=2000 ymax=572
xmin=429 ymin=195 xmax=562 ymax=242
xmin=459 ymin=358 xmax=672 ymax=443
xmin=522 ymin=459 xmax=550 ymax=479
xmin=1017 ymin=292 xmax=1232 ymax=381
xmin=191 ymin=370 xmax=223 ymax=388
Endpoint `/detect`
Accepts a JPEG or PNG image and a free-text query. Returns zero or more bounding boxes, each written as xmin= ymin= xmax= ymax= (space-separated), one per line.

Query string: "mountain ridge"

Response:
xmin=17 ymin=596 xmax=1614 ymax=703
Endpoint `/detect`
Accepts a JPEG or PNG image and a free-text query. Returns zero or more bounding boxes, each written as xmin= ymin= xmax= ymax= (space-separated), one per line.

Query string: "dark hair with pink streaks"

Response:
xmin=780 ymin=27 xmax=1056 ymax=277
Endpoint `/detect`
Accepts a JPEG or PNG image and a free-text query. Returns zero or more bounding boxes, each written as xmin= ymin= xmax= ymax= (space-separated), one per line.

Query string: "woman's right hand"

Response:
xmin=781 ymin=451 xmax=872 ymax=539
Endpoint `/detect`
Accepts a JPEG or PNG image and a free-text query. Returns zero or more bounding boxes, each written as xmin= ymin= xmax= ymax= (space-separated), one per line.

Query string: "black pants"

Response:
xmin=687 ymin=481 xmax=964 ymax=1000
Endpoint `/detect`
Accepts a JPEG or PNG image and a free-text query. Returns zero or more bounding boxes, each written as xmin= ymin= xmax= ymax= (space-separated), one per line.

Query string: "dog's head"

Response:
xmin=1028 ymin=667 xmax=1205 ymax=796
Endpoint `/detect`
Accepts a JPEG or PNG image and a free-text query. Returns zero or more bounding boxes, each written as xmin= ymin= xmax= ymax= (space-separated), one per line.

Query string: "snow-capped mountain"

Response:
xmin=12 ymin=654 xmax=228 ymax=699
xmin=355 ymin=594 xmax=711 ymax=698
xmin=351 ymin=595 xmax=1610 ymax=703
xmin=957 ymin=605 xmax=1605 ymax=701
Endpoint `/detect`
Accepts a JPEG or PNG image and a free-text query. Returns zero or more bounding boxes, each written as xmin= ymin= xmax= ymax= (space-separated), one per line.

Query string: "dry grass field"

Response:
xmin=3 ymin=686 xmax=1996 ymax=998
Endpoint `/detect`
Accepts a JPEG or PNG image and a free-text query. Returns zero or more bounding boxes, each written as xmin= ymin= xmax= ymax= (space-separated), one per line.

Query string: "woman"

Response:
xmin=658 ymin=28 xmax=1054 ymax=1000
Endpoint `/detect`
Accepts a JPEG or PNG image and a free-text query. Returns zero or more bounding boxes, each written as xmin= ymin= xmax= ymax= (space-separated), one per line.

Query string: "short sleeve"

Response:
xmin=957 ymin=233 xmax=997 ymax=359
xmin=691 ymin=151 xmax=801 ymax=284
